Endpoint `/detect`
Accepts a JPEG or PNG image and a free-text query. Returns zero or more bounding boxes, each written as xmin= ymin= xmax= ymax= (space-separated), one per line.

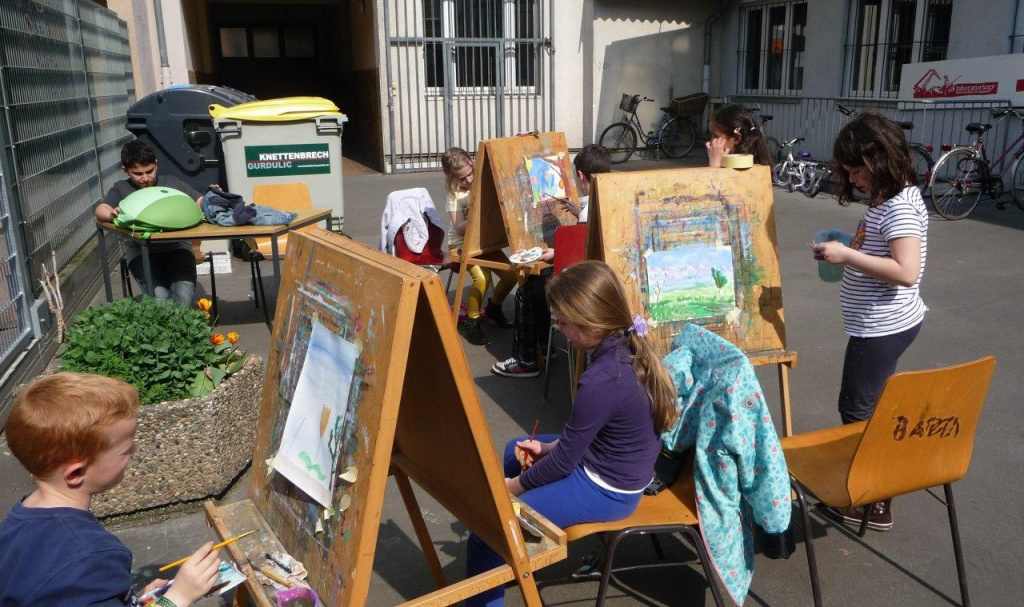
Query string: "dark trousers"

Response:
xmin=127 ymin=248 xmax=197 ymax=306
xmin=512 ymin=273 xmax=550 ymax=364
xmin=838 ymin=322 xmax=922 ymax=424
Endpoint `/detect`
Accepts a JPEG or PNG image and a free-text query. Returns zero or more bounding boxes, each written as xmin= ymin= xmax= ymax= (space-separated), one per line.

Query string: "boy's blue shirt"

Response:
xmin=0 ymin=498 xmax=139 ymax=606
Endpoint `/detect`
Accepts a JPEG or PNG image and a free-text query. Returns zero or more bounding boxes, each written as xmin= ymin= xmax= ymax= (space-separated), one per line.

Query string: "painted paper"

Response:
xmin=275 ymin=320 xmax=358 ymax=508
xmin=525 ymin=153 xmax=568 ymax=206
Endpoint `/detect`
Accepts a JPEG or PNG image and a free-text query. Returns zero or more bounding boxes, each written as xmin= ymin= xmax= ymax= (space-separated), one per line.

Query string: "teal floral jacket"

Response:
xmin=662 ymin=324 xmax=792 ymax=605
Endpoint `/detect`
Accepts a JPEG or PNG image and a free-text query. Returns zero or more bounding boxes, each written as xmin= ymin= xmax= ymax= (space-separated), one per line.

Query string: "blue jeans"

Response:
xmin=127 ymin=248 xmax=197 ymax=307
xmin=464 ymin=435 xmax=642 ymax=607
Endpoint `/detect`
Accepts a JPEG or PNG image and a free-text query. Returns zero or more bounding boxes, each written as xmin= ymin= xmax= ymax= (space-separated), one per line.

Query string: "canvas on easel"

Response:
xmin=204 ymin=229 xmax=565 ymax=606
xmin=587 ymin=166 xmax=798 ymax=435
xmin=450 ymin=132 xmax=579 ymax=320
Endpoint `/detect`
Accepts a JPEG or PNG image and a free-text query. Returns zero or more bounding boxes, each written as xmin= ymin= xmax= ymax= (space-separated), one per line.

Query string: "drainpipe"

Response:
xmin=152 ymin=0 xmax=172 ymax=87
xmin=703 ymin=2 xmax=735 ymax=94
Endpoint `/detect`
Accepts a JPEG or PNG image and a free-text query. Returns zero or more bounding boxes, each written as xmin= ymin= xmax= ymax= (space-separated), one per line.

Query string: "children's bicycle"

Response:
xmin=772 ymin=137 xmax=831 ymax=197
xmin=599 ymin=93 xmax=705 ymax=164
xmin=927 ymin=108 xmax=1024 ymax=220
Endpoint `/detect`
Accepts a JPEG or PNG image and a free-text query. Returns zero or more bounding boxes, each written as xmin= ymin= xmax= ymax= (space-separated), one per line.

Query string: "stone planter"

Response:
xmin=93 ymin=355 xmax=264 ymax=518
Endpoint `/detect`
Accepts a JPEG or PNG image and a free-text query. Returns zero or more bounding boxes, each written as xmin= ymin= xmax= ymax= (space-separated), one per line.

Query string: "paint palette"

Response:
xmin=509 ymin=247 xmax=544 ymax=265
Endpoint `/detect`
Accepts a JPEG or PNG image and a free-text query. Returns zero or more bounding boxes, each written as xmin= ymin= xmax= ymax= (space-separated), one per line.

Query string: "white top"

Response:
xmin=839 ymin=186 xmax=928 ymax=337
xmin=578 ymin=195 xmax=590 ymax=224
xmin=445 ymin=189 xmax=471 ymax=248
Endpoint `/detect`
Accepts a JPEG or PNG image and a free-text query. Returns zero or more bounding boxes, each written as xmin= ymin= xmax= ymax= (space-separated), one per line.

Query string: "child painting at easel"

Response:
xmin=441 ymin=147 xmax=517 ymax=346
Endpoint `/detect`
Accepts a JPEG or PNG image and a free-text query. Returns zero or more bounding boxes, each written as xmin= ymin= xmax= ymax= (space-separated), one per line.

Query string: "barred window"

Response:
xmin=738 ymin=1 xmax=807 ymax=95
xmin=423 ymin=0 xmax=540 ymax=91
xmin=845 ymin=0 xmax=952 ymax=98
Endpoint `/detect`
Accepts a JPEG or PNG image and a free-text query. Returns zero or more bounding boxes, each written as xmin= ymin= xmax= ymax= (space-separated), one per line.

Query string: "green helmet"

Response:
xmin=113 ymin=187 xmax=203 ymax=238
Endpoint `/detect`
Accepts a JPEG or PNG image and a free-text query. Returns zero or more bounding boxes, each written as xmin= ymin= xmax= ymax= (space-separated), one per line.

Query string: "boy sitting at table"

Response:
xmin=95 ymin=140 xmax=206 ymax=306
xmin=0 ymin=372 xmax=221 ymax=606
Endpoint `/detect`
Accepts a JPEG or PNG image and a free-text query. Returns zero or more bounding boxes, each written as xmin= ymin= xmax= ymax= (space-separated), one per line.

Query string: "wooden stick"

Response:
xmin=258 ymin=565 xmax=296 ymax=588
xmin=158 ymin=530 xmax=257 ymax=572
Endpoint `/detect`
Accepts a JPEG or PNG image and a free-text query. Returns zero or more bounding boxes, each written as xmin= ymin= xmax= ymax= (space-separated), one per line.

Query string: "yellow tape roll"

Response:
xmin=722 ymin=154 xmax=754 ymax=169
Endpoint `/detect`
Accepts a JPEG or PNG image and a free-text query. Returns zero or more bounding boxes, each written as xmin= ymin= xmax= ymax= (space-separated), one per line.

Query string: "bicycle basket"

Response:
xmin=619 ymin=94 xmax=640 ymax=113
xmin=670 ymin=93 xmax=709 ymax=117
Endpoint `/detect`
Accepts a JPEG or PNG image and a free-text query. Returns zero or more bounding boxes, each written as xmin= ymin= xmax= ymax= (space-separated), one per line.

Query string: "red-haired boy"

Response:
xmin=0 ymin=372 xmax=219 ymax=606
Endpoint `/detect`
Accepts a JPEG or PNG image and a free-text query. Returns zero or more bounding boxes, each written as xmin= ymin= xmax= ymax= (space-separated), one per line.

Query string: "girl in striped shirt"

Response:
xmin=811 ymin=114 xmax=928 ymax=531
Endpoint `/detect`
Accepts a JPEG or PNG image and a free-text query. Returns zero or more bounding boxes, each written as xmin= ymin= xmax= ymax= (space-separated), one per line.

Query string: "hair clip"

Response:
xmin=628 ymin=315 xmax=649 ymax=338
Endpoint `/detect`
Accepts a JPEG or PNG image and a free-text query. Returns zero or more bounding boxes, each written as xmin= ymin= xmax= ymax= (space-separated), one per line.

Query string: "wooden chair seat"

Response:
xmin=563 ymin=459 xmax=724 ymax=606
xmin=781 ymin=421 xmax=864 ymax=508
xmin=566 ymin=470 xmax=697 ymax=541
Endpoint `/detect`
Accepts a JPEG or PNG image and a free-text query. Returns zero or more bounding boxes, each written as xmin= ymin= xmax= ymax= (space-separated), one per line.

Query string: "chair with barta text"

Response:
xmin=782 ymin=356 xmax=996 ymax=607
xmin=542 ymin=223 xmax=587 ymax=401
xmin=245 ymin=183 xmax=315 ymax=326
xmin=563 ymin=451 xmax=726 ymax=606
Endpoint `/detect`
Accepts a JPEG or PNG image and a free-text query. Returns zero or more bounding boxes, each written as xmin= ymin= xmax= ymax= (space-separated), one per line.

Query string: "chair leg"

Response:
xmin=119 ymin=258 xmax=133 ymax=298
xmin=207 ymin=253 xmax=218 ymax=320
xmin=648 ymin=534 xmax=666 ymax=560
xmin=542 ymin=323 xmax=556 ymax=401
xmin=791 ymin=481 xmax=822 ymax=607
xmin=249 ymin=257 xmax=259 ymax=309
xmin=679 ymin=526 xmax=727 ymax=607
xmin=594 ymin=530 xmax=627 ymax=607
xmin=944 ymin=483 xmax=970 ymax=607
xmin=252 ymin=256 xmax=270 ymax=328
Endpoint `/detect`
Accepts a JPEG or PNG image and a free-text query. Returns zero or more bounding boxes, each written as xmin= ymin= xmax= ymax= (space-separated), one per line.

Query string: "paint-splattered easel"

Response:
xmin=449 ymin=132 xmax=580 ymax=323
xmin=587 ymin=166 xmax=799 ymax=436
xmin=204 ymin=230 xmax=566 ymax=606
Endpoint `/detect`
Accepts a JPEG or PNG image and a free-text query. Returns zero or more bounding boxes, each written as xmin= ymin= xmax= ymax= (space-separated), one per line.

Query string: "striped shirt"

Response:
xmin=839 ymin=186 xmax=928 ymax=337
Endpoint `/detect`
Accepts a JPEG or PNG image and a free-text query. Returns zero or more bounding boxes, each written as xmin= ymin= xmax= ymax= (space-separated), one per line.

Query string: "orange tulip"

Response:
xmin=197 ymin=298 xmax=213 ymax=312
xmin=227 ymin=332 xmax=239 ymax=344
xmin=211 ymin=333 xmax=225 ymax=346
xmin=204 ymin=311 xmax=211 ymax=320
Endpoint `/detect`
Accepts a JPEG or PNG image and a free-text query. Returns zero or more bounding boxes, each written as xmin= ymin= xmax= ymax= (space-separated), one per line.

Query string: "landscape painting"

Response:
xmin=645 ymin=242 xmax=736 ymax=322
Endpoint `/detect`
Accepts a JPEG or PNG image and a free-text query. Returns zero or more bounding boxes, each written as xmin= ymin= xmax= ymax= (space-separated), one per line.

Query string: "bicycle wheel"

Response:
xmin=807 ymin=165 xmax=833 ymax=198
xmin=599 ymin=123 xmax=637 ymax=164
xmin=772 ymin=161 xmax=790 ymax=187
xmin=909 ymin=146 xmax=933 ymax=192
xmin=798 ymin=164 xmax=816 ymax=194
xmin=1010 ymin=155 xmax=1024 ymax=212
xmin=659 ymin=117 xmax=697 ymax=158
xmin=766 ymin=137 xmax=783 ymax=164
xmin=928 ymin=148 xmax=983 ymax=220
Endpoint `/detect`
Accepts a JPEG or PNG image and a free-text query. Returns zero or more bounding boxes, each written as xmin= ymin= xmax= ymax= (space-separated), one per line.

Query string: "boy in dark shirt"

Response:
xmin=0 ymin=372 xmax=220 ymax=606
xmin=95 ymin=140 xmax=205 ymax=306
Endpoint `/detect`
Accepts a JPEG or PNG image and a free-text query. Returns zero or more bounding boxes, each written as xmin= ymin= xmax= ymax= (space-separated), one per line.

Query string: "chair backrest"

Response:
xmin=394 ymin=214 xmax=445 ymax=265
xmin=553 ymin=223 xmax=587 ymax=275
xmin=847 ymin=356 xmax=996 ymax=504
xmin=251 ymin=182 xmax=313 ymax=212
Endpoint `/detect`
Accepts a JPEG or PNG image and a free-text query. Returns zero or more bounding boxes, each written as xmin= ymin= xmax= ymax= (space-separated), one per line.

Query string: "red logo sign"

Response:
xmin=913 ymin=68 xmax=998 ymax=98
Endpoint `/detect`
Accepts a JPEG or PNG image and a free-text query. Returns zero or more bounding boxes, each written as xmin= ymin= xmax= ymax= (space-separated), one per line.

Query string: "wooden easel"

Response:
xmin=587 ymin=166 xmax=799 ymax=436
xmin=204 ymin=229 xmax=565 ymax=605
xmin=450 ymin=132 xmax=579 ymax=322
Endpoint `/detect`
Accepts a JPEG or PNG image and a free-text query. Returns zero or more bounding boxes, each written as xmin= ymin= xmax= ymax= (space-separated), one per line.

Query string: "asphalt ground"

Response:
xmin=1 ymin=149 xmax=1022 ymax=606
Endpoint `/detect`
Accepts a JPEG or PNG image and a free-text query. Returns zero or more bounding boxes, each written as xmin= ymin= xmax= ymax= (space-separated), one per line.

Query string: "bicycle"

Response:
xmin=927 ymin=108 xmax=1024 ymax=220
xmin=835 ymin=103 xmax=934 ymax=191
xmin=772 ymin=137 xmax=831 ymax=197
xmin=599 ymin=93 xmax=702 ymax=164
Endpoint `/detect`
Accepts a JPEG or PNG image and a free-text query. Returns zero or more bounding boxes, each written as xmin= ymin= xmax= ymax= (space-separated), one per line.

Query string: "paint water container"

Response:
xmin=813 ymin=228 xmax=852 ymax=283
xmin=212 ymin=97 xmax=347 ymax=231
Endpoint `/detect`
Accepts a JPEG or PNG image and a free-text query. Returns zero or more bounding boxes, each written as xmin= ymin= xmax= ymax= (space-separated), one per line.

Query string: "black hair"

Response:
xmin=832 ymin=113 xmax=916 ymax=206
xmin=710 ymin=104 xmax=772 ymax=166
xmin=120 ymin=139 xmax=157 ymax=169
xmin=574 ymin=144 xmax=611 ymax=180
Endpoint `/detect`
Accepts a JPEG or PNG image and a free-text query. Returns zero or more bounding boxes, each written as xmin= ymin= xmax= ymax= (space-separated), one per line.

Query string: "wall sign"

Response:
xmin=899 ymin=54 xmax=1024 ymax=104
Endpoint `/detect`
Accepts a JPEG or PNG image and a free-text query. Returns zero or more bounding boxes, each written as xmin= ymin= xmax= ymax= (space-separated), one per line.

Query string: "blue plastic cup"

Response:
xmin=813 ymin=229 xmax=851 ymax=283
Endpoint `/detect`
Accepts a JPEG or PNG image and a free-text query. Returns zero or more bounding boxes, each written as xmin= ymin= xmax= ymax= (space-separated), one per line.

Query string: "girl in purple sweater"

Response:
xmin=465 ymin=261 xmax=679 ymax=607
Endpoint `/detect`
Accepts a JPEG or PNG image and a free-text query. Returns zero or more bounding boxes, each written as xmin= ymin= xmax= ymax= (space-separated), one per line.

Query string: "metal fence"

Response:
xmin=0 ymin=0 xmax=133 ymax=381
xmin=729 ymin=95 xmax=1016 ymax=165
xmin=382 ymin=0 xmax=554 ymax=172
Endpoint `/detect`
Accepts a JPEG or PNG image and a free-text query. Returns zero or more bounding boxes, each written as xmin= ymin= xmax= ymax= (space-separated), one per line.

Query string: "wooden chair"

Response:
xmin=246 ymin=183 xmax=315 ymax=325
xmin=542 ymin=223 xmax=587 ymax=400
xmin=782 ymin=356 xmax=996 ymax=607
xmin=563 ymin=455 xmax=726 ymax=606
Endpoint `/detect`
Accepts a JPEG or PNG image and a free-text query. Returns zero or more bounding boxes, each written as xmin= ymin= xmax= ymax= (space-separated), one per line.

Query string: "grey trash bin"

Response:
xmin=126 ymin=85 xmax=256 ymax=194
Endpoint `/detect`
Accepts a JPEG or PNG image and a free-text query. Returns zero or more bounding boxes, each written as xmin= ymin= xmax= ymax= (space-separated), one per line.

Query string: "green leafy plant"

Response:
xmin=61 ymin=297 xmax=247 ymax=405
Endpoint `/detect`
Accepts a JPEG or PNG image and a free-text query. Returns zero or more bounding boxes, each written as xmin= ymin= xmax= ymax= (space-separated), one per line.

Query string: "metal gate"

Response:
xmin=383 ymin=0 xmax=554 ymax=172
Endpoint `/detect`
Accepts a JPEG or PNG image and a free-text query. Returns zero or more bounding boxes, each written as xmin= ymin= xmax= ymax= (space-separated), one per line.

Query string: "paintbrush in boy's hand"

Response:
xmin=158 ymin=530 xmax=256 ymax=572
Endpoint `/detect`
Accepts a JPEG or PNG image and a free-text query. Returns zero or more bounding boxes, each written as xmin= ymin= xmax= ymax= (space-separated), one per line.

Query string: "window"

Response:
xmin=738 ymin=2 xmax=807 ymax=95
xmin=218 ymin=26 xmax=317 ymax=59
xmin=845 ymin=0 xmax=952 ymax=98
xmin=423 ymin=0 xmax=540 ymax=92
